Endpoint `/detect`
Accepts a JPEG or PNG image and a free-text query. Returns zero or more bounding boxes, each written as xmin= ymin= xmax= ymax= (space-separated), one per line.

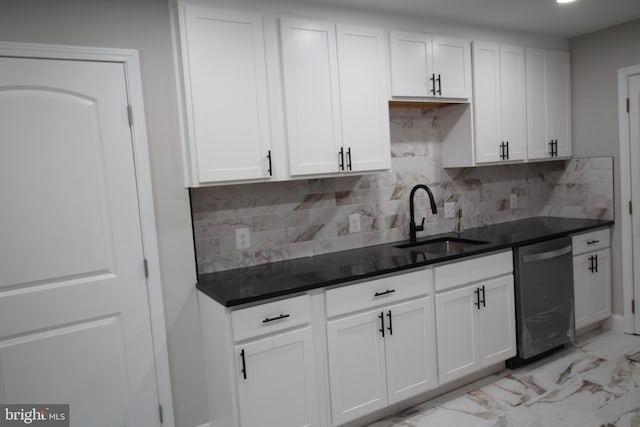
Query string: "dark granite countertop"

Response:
xmin=196 ymin=217 xmax=613 ymax=307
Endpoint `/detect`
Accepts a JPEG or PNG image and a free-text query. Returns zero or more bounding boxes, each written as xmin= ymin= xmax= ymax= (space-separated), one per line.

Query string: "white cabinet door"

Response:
xmin=473 ymin=42 xmax=502 ymax=163
xmin=435 ymin=286 xmax=480 ymax=384
xmin=573 ymin=253 xmax=591 ymax=328
xmin=478 ymin=275 xmax=516 ymax=365
xmin=236 ymin=327 xmax=319 ymax=427
xmin=526 ymin=48 xmax=571 ymax=160
xmin=499 ymin=45 xmax=526 ymax=162
xmin=433 ymin=36 xmax=471 ymax=99
xmin=337 ymin=24 xmax=391 ymax=172
xmin=184 ymin=7 xmax=273 ymax=183
xmin=327 ymin=310 xmax=387 ymax=425
xmin=474 ymin=43 xmax=525 ymax=164
xmin=590 ymin=249 xmax=612 ymax=323
xmin=574 ymin=249 xmax=611 ymax=329
xmin=525 ymin=48 xmax=548 ymax=160
xmin=389 ymin=30 xmax=432 ymax=97
xmin=280 ymin=17 xmax=343 ymax=176
xmin=546 ymin=50 xmax=571 ymax=157
xmin=384 ymin=297 xmax=438 ymax=404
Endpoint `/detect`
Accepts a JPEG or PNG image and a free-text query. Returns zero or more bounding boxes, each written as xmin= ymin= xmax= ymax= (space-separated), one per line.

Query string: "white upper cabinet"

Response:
xmin=433 ymin=36 xmax=473 ymax=99
xmin=389 ymin=30 xmax=471 ymax=99
xmin=281 ymin=19 xmax=390 ymax=176
xmin=337 ymin=25 xmax=391 ymax=172
xmin=473 ymin=42 xmax=526 ymax=164
xmin=526 ymin=48 xmax=571 ymax=160
xmin=280 ymin=17 xmax=344 ymax=176
xmin=181 ymin=6 xmax=274 ymax=184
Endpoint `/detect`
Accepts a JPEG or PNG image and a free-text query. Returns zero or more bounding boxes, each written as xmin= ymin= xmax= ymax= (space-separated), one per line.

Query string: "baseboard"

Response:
xmin=195 ymin=423 xmax=210 ymax=427
xmin=602 ymin=314 xmax=625 ymax=333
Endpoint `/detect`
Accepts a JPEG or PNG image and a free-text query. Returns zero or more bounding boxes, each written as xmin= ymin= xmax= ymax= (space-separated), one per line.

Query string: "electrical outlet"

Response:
xmin=235 ymin=227 xmax=251 ymax=250
xmin=349 ymin=213 xmax=361 ymax=233
xmin=444 ymin=202 xmax=456 ymax=219
xmin=510 ymin=193 xmax=518 ymax=209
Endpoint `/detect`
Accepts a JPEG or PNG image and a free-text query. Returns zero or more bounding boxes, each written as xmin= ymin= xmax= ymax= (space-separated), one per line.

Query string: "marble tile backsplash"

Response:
xmin=191 ymin=107 xmax=614 ymax=274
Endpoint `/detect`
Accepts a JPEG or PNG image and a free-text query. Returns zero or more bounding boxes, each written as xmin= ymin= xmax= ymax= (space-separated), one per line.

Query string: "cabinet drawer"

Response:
xmin=325 ymin=268 xmax=431 ymax=318
xmin=434 ymin=250 xmax=512 ymax=292
xmin=572 ymin=228 xmax=610 ymax=255
xmin=231 ymin=294 xmax=311 ymax=341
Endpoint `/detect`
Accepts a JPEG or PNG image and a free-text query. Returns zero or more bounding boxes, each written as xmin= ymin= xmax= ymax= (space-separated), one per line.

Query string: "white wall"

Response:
xmin=0 ymin=1 xmax=207 ymax=427
xmin=0 ymin=0 xmax=569 ymax=426
xmin=570 ymin=18 xmax=640 ymax=316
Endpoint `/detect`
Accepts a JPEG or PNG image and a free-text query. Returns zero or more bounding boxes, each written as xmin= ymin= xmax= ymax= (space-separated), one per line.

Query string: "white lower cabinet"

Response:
xmin=572 ymin=228 xmax=612 ymax=330
xmin=199 ymin=252 xmax=519 ymax=427
xmin=236 ymin=327 xmax=319 ymax=427
xmin=434 ymin=253 xmax=516 ymax=385
xmin=327 ymin=297 xmax=437 ymax=425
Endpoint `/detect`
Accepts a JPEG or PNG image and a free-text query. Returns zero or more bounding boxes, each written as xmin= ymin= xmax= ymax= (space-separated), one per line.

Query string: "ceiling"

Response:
xmin=295 ymin=0 xmax=640 ymax=38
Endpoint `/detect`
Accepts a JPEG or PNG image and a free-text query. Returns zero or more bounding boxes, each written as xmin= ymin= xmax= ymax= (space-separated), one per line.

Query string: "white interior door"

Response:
xmin=630 ymin=74 xmax=640 ymax=334
xmin=0 ymin=57 xmax=160 ymax=426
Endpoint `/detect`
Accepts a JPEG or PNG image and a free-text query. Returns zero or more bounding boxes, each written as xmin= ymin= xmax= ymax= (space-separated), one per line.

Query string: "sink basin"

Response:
xmin=395 ymin=237 xmax=489 ymax=254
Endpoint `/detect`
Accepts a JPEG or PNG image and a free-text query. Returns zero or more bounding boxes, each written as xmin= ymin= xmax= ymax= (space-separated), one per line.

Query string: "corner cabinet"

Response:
xmin=389 ymin=31 xmax=471 ymax=99
xmin=473 ymin=43 xmax=526 ymax=164
xmin=434 ymin=251 xmax=516 ymax=384
xmin=324 ymin=269 xmax=437 ymax=426
xmin=280 ymin=18 xmax=391 ymax=176
xmin=572 ymin=228 xmax=612 ymax=330
xmin=526 ymin=48 xmax=571 ymax=160
xmin=179 ymin=6 xmax=276 ymax=185
xmin=198 ymin=293 xmax=321 ymax=427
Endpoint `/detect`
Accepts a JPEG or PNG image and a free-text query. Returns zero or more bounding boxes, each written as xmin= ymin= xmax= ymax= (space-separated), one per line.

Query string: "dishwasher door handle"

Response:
xmin=521 ymin=245 xmax=572 ymax=263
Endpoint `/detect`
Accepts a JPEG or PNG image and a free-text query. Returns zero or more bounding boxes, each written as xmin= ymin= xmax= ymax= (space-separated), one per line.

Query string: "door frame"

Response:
xmin=0 ymin=42 xmax=175 ymax=426
xmin=617 ymin=64 xmax=640 ymax=335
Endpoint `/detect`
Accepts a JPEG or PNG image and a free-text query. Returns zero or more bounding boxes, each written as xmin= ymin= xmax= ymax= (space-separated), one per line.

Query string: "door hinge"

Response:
xmin=633 ymin=299 xmax=636 ymax=315
xmin=627 ymin=97 xmax=630 ymax=113
xmin=630 ymin=201 xmax=633 ymax=215
xmin=127 ymin=104 xmax=134 ymax=127
xmin=143 ymin=259 xmax=149 ymax=278
xmin=158 ymin=404 xmax=164 ymax=424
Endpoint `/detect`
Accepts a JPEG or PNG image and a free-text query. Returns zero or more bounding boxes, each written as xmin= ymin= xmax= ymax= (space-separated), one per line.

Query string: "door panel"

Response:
xmin=573 ymin=253 xmax=591 ymax=329
xmin=0 ymin=57 xmax=158 ymax=426
xmin=389 ymin=31 xmax=432 ymax=97
xmin=479 ymin=275 xmax=516 ymax=365
xmin=499 ymin=45 xmax=526 ymax=161
xmin=280 ymin=18 xmax=343 ymax=176
xmin=327 ymin=310 xmax=387 ymax=425
xmin=385 ymin=297 xmax=438 ymax=404
xmin=337 ymin=24 xmax=390 ymax=172
xmin=236 ymin=327 xmax=319 ymax=427
xmin=435 ymin=286 xmax=479 ymax=384
xmin=546 ymin=50 xmax=571 ymax=157
xmin=628 ymin=74 xmax=640 ymax=334
xmin=0 ymin=317 xmax=129 ymax=425
xmin=590 ymin=249 xmax=612 ymax=323
xmin=185 ymin=7 xmax=272 ymax=183
xmin=473 ymin=42 xmax=501 ymax=163
xmin=433 ymin=36 xmax=470 ymax=98
xmin=526 ymin=49 xmax=549 ymax=160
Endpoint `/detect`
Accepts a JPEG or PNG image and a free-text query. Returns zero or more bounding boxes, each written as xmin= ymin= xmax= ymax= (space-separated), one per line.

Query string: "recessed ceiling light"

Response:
xmin=557 ymin=0 xmax=578 ymax=3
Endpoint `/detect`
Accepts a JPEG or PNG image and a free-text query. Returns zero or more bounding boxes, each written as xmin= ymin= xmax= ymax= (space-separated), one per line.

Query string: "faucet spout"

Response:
xmin=409 ymin=184 xmax=438 ymax=242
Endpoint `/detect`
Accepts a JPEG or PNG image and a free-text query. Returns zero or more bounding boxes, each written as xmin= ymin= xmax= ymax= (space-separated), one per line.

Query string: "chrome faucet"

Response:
xmin=409 ymin=184 xmax=438 ymax=242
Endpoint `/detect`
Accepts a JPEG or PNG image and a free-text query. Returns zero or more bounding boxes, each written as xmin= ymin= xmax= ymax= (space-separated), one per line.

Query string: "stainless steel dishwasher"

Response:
xmin=507 ymin=237 xmax=575 ymax=368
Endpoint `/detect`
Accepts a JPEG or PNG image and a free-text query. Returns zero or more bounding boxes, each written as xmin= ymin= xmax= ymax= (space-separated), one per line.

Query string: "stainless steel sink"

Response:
xmin=395 ymin=237 xmax=489 ymax=254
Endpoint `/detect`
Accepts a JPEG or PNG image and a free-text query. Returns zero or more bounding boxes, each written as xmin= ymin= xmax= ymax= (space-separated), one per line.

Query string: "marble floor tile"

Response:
xmin=367 ymin=329 xmax=640 ymax=427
